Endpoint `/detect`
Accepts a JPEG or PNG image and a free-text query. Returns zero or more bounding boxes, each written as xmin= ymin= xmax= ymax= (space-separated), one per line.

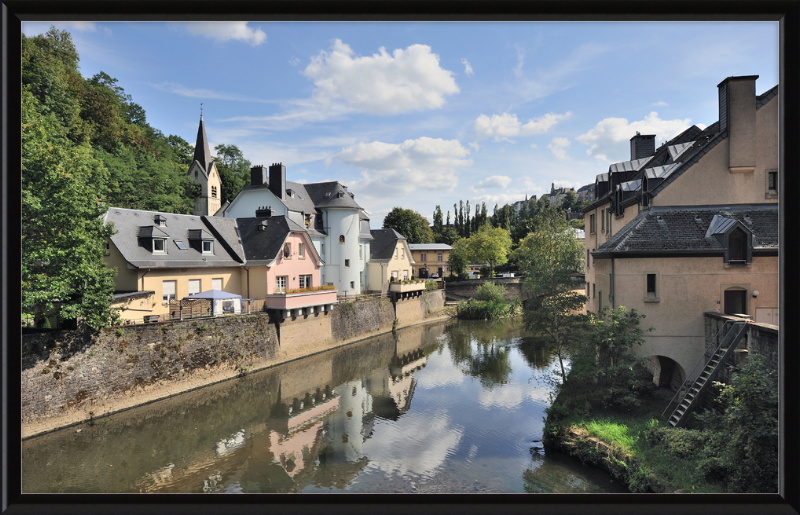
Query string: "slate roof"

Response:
xmin=370 ymin=229 xmax=406 ymax=261
xmin=359 ymin=210 xmax=374 ymax=240
xmin=236 ymin=216 xmax=317 ymax=266
xmin=104 ymin=208 xmax=245 ymax=268
xmin=756 ymin=84 xmax=779 ymax=109
xmin=408 ymin=244 xmax=453 ymax=251
xmin=303 ymin=182 xmax=363 ymax=210
xmin=192 ymin=117 xmax=213 ymax=177
xmin=593 ymin=204 xmax=778 ymax=257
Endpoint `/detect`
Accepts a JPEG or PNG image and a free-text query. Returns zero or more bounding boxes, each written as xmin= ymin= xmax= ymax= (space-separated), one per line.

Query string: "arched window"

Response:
xmin=283 ymin=243 xmax=291 ymax=259
xmin=339 ymin=235 xmax=345 ymax=244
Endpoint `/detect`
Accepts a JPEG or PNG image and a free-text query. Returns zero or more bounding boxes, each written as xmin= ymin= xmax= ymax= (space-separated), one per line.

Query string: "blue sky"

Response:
xmin=22 ymin=21 xmax=779 ymax=225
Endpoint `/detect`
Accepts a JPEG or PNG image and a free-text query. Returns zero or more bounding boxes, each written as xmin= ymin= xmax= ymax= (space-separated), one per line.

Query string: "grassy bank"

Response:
xmin=544 ymin=389 xmax=725 ymax=493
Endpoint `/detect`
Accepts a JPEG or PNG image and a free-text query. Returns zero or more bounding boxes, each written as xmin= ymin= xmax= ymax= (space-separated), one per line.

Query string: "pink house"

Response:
xmin=238 ymin=216 xmax=337 ymax=319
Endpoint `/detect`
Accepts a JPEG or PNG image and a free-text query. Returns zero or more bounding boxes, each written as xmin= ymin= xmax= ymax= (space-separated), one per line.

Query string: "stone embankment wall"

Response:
xmin=21 ymin=289 xmax=447 ymax=438
xmin=445 ymin=278 xmax=527 ymax=301
xmin=394 ymin=289 xmax=446 ymax=325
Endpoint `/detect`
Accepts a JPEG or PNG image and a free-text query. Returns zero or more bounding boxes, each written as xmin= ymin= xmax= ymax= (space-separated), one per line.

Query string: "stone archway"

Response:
xmin=650 ymin=355 xmax=687 ymax=391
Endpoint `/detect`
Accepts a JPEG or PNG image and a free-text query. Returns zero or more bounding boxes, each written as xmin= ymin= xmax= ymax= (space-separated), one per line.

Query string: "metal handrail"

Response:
xmin=661 ymin=319 xmax=738 ymax=417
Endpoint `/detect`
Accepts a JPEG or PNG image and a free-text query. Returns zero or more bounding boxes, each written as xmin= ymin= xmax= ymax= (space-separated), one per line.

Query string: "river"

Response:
xmin=21 ymin=318 xmax=627 ymax=493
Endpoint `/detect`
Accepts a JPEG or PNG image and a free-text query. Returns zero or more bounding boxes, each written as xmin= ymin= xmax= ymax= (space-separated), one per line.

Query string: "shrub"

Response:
xmin=474 ymin=282 xmax=507 ymax=302
xmin=425 ymin=281 xmax=438 ymax=291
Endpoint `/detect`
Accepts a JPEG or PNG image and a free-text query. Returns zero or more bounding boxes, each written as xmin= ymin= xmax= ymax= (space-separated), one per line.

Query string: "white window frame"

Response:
xmin=299 ymin=242 xmax=305 ymax=258
xmin=212 ymin=278 xmax=223 ymax=291
xmin=403 ymin=270 xmax=409 ymax=280
xmin=437 ymin=253 xmax=443 ymax=262
xmin=299 ymin=275 xmax=312 ymax=288
xmin=162 ymin=280 xmax=176 ymax=304
xmin=391 ymin=270 xmax=398 ymax=280
xmin=421 ymin=253 xmax=427 ymax=262
xmin=359 ymin=245 xmax=363 ymax=259
xmin=345 ymin=259 xmax=350 ymax=268
xmin=401 ymin=248 xmax=405 ymax=258
xmin=153 ymin=238 xmax=167 ymax=254
xmin=276 ymin=276 xmax=288 ymax=293
xmin=188 ymin=279 xmax=201 ymax=295
xmin=202 ymin=240 xmax=213 ymax=254
xmin=211 ymin=185 xmax=218 ymax=199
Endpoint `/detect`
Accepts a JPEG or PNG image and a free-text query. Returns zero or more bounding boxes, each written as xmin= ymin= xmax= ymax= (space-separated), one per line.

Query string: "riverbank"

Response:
xmin=22 ymin=291 xmax=449 ymax=439
xmin=543 ymin=388 xmax=725 ymax=493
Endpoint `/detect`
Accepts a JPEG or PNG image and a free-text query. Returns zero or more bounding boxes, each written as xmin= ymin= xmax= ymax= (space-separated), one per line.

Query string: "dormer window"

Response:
xmin=154 ymin=215 xmax=167 ymax=227
xmin=338 ymin=192 xmax=344 ymax=198
xmin=728 ymin=228 xmax=747 ymax=262
xmin=153 ymin=238 xmax=167 ymax=253
xmin=708 ymin=215 xmax=752 ymax=265
xmin=324 ymin=192 xmax=331 ymax=198
xmin=202 ymin=241 xmax=213 ymax=254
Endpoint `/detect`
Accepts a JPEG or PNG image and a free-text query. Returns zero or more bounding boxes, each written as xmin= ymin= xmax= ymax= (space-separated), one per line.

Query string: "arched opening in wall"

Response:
xmin=724 ymin=287 xmax=747 ymax=315
xmin=651 ymin=355 xmax=687 ymax=391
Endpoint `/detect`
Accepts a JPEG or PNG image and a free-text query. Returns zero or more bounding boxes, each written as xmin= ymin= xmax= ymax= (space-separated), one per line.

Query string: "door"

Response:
xmin=724 ymin=289 xmax=747 ymax=315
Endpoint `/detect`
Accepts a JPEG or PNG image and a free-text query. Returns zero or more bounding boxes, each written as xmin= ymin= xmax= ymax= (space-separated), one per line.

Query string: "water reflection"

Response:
xmin=22 ymin=319 xmax=625 ymax=493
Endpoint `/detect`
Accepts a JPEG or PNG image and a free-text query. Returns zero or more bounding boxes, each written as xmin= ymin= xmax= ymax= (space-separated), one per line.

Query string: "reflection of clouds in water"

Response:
xmin=214 ymin=430 xmax=246 ymax=457
xmin=415 ymin=347 xmax=464 ymax=388
xmin=478 ymin=384 xmax=525 ymax=409
xmin=366 ymin=414 xmax=462 ymax=478
xmin=467 ymin=444 xmax=478 ymax=461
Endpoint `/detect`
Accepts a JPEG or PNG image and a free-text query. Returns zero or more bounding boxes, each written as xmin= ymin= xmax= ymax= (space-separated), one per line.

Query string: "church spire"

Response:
xmin=193 ymin=109 xmax=212 ymax=174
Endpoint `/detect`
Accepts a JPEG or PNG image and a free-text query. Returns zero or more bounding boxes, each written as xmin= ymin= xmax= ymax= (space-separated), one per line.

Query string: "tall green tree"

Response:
xmin=436 ymin=226 xmax=460 ymax=246
xmin=447 ymin=238 xmax=470 ymax=279
xmin=22 ymin=88 xmax=119 ymax=329
xmin=214 ymin=143 xmax=252 ymax=203
xmin=432 ymin=205 xmax=444 ymax=235
xmin=464 ymin=200 xmax=472 ymax=238
xmin=513 ymin=206 xmax=586 ymax=382
xmin=383 ymin=207 xmax=434 ymax=244
xmin=465 ymin=223 xmax=512 ymax=277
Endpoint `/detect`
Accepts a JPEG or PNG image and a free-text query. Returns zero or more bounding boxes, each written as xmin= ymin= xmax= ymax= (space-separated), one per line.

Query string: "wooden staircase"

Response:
xmin=665 ymin=321 xmax=748 ymax=428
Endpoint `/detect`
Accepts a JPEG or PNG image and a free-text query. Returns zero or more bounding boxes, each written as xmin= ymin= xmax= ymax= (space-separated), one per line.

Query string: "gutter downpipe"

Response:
xmin=244 ymin=267 xmax=250 ymax=299
xmin=141 ymin=268 xmax=150 ymax=291
xmin=610 ymin=256 xmax=615 ymax=310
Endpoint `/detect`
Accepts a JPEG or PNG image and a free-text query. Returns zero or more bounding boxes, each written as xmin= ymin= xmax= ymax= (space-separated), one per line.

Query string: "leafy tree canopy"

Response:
xmin=465 ymin=223 xmax=512 ymax=276
xmin=383 ymin=207 xmax=434 ymax=244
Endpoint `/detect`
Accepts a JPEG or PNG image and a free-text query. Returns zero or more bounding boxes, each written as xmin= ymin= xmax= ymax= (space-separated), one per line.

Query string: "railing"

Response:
xmin=661 ymin=319 xmax=738 ymax=418
xmin=336 ymin=292 xmax=388 ymax=303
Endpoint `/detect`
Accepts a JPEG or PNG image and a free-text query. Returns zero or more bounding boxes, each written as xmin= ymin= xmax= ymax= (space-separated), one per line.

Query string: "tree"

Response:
xmin=22 ymin=88 xmax=119 ymax=329
xmin=214 ymin=143 xmax=252 ymax=203
xmin=432 ymin=205 xmax=444 ymax=235
xmin=436 ymin=226 xmax=460 ymax=246
xmin=465 ymin=223 xmax=512 ymax=277
xmin=447 ymin=238 xmax=469 ymax=279
xmin=167 ymin=134 xmax=194 ymax=166
xmin=513 ymin=206 xmax=586 ymax=382
xmin=383 ymin=207 xmax=434 ymax=244
xmin=464 ymin=200 xmax=472 ymax=238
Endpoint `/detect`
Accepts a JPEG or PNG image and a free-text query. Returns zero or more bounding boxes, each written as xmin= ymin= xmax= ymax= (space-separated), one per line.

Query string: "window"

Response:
xmin=438 ymin=253 xmax=443 ymax=262
xmin=339 ymin=235 xmax=345 ymax=244
xmin=644 ymin=272 xmax=659 ymax=302
xmin=586 ymin=249 xmax=590 ymax=268
xmin=188 ymin=279 xmax=201 ymax=295
xmin=586 ymin=282 xmax=590 ymax=296
xmin=305 ymin=214 xmax=312 ymax=227
xmin=601 ymin=209 xmax=605 ymax=231
xmin=403 ymin=270 xmax=409 ymax=280
xmin=283 ymin=243 xmax=291 ymax=259
xmin=212 ymin=278 xmax=223 ymax=291
xmin=321 ymin=243 xmax=324 ymax=255
xmin=421 ymin=253 xmax=427 ymax=262
xmin=592 ymin=283 xmax=595 ymax=299
xmin=589 ymin=214 xmax=596 ymax=234
xmin=202 ymin=241 xmax=213 ymax=254
xmin=299 ymin=275 xmax=312 ymax=288
xmin=394 ymin=248 xmax=398 ymax=259
xmin=391 ymin=271 xmax=398 ymax=280
xmin=401 ymin=248 xmax=405 ymax=258
xmin=103 ymin=241 xmax=110 ymax=256
xmin=350 ymin=281 xmax=355 ymax=290
xmin=299 ymin=243 xmax=305 ymax=258
xmin=766 ymin=169 xmax=778 ymax=197
xmin=162 ymin=280 xmax=176 ymax=304
xmin=276 ymin=276 xmax=288 ymax=293
xmin=174 ymin=240 xmax=187 ymax=250
xmin=195 ymin=170 xmax=198 ymax=178
xmin=728 ymin=228 xmax=747 ymax=262
xmin=153 ymin=238 xmax=166 ymax=253
xmin=345 ymin=259 xmax=350 ymax=267
xmin=211 ymin=186 xmax=218 ymax=199
xmin=607 ymin=211 xmax=612 ymax=233
xmin=359 ymin=245 xmax=363 ymax=259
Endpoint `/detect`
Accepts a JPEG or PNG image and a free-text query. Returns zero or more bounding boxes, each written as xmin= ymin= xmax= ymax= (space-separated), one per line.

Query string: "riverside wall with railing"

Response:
xmin=20 ymin=290 xmax=447 ymax=438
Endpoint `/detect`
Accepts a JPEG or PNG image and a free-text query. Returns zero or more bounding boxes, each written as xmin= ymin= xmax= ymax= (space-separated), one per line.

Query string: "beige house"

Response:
xmin=408 ymin=243 xmax=451 ymax=278
xmin=582 ymin=75 xmax=779 ymax=388
xmin=366 ymin=229 xmax=417 ymax=293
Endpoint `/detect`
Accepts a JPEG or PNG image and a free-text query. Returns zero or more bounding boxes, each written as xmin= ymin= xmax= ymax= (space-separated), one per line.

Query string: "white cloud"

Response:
xmin=652 ymin=101 xmax=668 ymax=107
xmin=515 ymin=43 xmax=611 ymax=102
xmin=530 ymin=143 xmax=538 ymax=149
xmin=149 ymin=82 xmax=277 ymax=104
xmin=302 ymin=39 xmax=459 ymax=116
xmin=548 ymin=137 xmax=571 ymax=160
xmin=475 ymin=175 xmax=512 ymax=189
xmin=468 ymin=142 xmax=481 ymax=152
xmin=335 ymin=137 xmax=472 ymax=196
xmin=576 ymin=111 xmax=695 ymax=163
xmin=289 ymin=57 xmax=301 ymax=66
xmin=474 ymin=112 xmax=571 ymax=141
xmin=461 ymin=58 xmax=474 ymax=77
xmin=179 ymin=22 xmax=266 ymax=46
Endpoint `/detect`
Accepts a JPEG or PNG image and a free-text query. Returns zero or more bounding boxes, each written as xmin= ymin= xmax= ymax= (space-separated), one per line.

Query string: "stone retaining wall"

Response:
xmin=21 ymin=290 xmax=448 ymax=437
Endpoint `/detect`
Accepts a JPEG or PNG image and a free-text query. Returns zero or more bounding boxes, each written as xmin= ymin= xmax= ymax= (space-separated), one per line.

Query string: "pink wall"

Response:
xmin=266 ymin=233 xmax=322 ymax=295
xmin=267 ymin=290 xmax=338 ymax=309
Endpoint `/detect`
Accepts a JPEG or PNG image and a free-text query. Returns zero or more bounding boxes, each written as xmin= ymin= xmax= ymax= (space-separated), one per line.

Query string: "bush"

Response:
xmin=474 ymin=281 xmax=507 ymax=302
xmin=425 ymin=281 xmax=438 ymax=291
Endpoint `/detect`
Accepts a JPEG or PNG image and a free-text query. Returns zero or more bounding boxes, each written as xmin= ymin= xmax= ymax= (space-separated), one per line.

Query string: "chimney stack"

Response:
xmin=250 ymin=165 xmax=268 ymax=186
xmin=718 ymin=75 xmax=758 ymax=173
xmin=269 ymin=162 xmax=286 ymax=200
xmin=630 ymin=132 xmax=656 ymax=161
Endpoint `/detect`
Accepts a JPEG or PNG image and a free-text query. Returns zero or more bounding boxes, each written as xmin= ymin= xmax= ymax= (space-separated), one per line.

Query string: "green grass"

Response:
xmin=550 ymin=392 xmax=724 ymax=493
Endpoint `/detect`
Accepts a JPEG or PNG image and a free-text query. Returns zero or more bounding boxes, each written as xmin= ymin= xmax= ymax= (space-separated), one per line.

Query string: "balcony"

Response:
xmin=266 ymin=288 xmax=338 ymax=318
xmin=389 ymin=281 xmax=426 ymax=294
